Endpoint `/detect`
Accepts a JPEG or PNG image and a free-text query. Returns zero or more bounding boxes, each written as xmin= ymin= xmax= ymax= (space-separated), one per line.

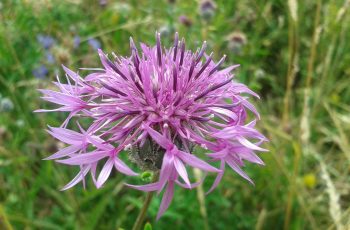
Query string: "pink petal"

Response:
xmin=217 ymin=64 xmax=239 ymax=75
xmin=87 ymin=135 xmax=114 ymax=151
xmin=156 ymin=181 xmax=175 ymax=220
xmin=239 ymin=151 xmax=265 ymax=165
xmin=225 ymin=156 xmax=254 ymax=184
xmin=175 ymin=172 xmax=206 ymax=189
xmin=173 ymin=157 xmax=191 ymax=188
xmin=209 ymin=107 xmax=238 ymax=120
xmin=47 ymin=127 xmax=83 ymax=144
xmin=34 ymin=108 xmax=71 ymax=113
xmin=62 ymin=65 xmax=81 ymax=82
xmin=96 ymin=158 xmax=114 ymax=188
xmin=90 ymin=162 xmax=98 ymax=186
xmin=125 ymin=182 xmax=160 ymax=192
xmin=56 ymin=151 xmax=108 ymax=165
xmin=245 ymin=119 xmax=257 ymax=128
xmin=206 ymin=160 xmax=225 ymax=194
xmin=240 ymin=99 xmax=260 ymax=119
xmin=43 ymin=144 xmax=82 ymax=160
xmin=237 ymin=136 xmax=268 ymax=152
xmin=114 ymin=157 xmax=138 ymax=176
xmin=178 ymin=151 xmax=220 ymax=173
xmin=143 ymin=124 xmax=174 ymax=150
xmin=207 ymin=148 xmax=228 ymax=159
xmin=158 ymin=152 xmax=174 ymax=192
xmin=61 ymin=165 xmax=91 ymax=190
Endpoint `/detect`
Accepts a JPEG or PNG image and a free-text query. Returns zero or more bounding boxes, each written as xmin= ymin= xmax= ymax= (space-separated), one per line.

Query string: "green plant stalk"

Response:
xmin=132 ymin=173 xmax=159 ymax=230
xmin=0 ymin=205 xmax=13 ymax=230
xmin=283 ymin=142 xmax=301 ymax=230
xmin=312 ymin=0 xmax=350 ymax=115
xmin=132 ymin=191 xmax=154 ymax=230
xmin=300 ymin=0 xmax=321 ymax=146
xmin=282 ymin=0 xmax=299 ymax=128
xmin=194 ymin=168 xmax=209 ymax=230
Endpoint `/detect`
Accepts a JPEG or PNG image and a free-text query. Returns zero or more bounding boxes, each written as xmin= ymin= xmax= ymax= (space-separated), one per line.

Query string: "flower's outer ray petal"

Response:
xmin=43 ymin=145 xmax=82 ymax=160
xmin=61 ymin=165 xmax=91 ymax=191
xmin=126 ymin=182 xmax=160 ymax=192
xmin=143 ymin=125 xmax=174 ymax=150
xmin=114 ymin=157 xmax=138 ymax=176
xmin=206 ymin=160 xmax=225 ymax=194
xmin=240 ymin=151 xmax=265 ymax=165
xmin=225 ymin=156 xmax=254 ymax=185
xmin=56 ymin=151 xmax=108 ymax=165
xmin=178 ymin=150 xmax=220 ymax=173
xmin=175 ymin=172 xmax=207 ymax=189
xmin=158 ymin=152 xmax=174 ymax=193
xmin=237 ymin=136 xmax=268 ymax=152
xmin=173 ymin=157 xmax=191 ymax=188
xmin=156 ymin=181 xmax=175 ymax=220
xmin=96 ymin=158 xmax=114 ymax=188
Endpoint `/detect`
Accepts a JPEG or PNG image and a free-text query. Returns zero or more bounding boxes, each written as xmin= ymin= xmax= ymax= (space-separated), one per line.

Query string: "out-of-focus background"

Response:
xmin=1 ymin=0 xmax=350 ymax=229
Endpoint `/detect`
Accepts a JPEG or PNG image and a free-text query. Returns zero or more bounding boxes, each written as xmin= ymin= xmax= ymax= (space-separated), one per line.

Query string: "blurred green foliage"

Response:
xmin=1 ymin=0 xmax=350 ymax=229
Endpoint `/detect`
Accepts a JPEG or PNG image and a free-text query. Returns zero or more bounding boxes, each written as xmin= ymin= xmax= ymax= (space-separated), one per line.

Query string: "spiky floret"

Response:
xmin=36 ymin=32 xmax=267 ymax=219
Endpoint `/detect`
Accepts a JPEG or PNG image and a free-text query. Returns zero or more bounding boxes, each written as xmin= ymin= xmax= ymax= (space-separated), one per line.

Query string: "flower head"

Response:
xmin=37 ymin=32 xmax=267 ymax=219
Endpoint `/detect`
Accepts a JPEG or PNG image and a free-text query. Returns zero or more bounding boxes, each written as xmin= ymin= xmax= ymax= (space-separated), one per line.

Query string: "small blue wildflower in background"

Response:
xmin=45 ymin=51 xmax=55 ymax=64
xmin=88 ymin=38 xmax=101 ymax=50
xmin=33 ymin=65 xmax=49 ymax=79
xmin=37 ymin=34 xmax=56 ymax=49
xmin=73 ymin=35 xmax=81 ymax=49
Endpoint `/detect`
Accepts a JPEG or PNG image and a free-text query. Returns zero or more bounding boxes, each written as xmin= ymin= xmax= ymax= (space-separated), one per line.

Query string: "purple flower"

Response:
xmin=36 ymin=32 xmax=267 ymax=219
xmin=33 ymin=65 xmax=48 ymax=79
xmin=37 ymin=34 xmax=56 ymax=49
xmin=88 ymin=38 xmax=101 ymax=50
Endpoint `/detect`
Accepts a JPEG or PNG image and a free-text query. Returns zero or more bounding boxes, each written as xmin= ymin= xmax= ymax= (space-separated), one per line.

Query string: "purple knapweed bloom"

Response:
xmin=36 ymin=32 xmax=267 ymax=219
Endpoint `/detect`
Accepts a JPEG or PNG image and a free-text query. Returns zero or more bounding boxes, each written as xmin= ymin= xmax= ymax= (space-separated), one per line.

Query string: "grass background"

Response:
xmin=1 ymin=0 xmax=350 ymax=229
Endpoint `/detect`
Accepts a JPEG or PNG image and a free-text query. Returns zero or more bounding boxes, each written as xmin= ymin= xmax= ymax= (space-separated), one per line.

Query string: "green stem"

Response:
xmin=132 ymin=191 xmax=154 ymax=230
